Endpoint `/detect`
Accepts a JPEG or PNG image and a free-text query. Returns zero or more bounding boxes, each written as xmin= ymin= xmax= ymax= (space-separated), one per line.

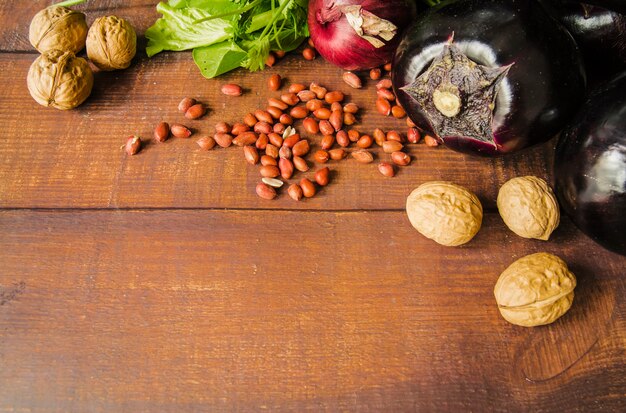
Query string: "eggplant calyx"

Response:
xmin=341 ymin=5 xmax=397 ymax=48
xmin=433 ymin=82 xmax=462 ymax=118
xmin=402 ymin=40 xmax=513 ymax=145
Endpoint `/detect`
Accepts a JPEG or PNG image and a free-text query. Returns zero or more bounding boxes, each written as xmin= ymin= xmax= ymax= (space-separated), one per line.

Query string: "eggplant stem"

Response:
xmin=433 ymin=83 xmax=461 ymax=118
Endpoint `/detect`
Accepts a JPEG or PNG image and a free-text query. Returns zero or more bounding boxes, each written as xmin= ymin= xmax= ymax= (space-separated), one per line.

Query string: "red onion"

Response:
xmin=308 ymin=0 xmax=417 ymax=70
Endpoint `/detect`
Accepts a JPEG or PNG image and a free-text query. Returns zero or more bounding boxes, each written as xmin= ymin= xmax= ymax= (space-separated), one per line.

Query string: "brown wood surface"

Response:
xmin=1 ymin=1 xmax=625 ymax=412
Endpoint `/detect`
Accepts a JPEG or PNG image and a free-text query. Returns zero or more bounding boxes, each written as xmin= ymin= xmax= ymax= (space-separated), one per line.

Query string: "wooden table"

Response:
xmin=1 ymin=1 xmax=624 ymax=411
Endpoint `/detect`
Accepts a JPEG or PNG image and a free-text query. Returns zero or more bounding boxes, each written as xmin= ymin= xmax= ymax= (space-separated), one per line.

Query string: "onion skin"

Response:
xmin=308 ymin=0 xmax=419 ymax=70
xmin=554 ymin=72 xmax=626 ymax=256
xmin=392 ymin=0 xmax=586 ymax=156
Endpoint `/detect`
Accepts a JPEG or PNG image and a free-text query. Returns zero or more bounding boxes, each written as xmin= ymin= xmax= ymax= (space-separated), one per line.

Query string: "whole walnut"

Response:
xmin=86 ymin=16 xmax=137 ymax=71
xmin=494 ymin=252 xmax=576 ymax=327
xmin=406 ymin=181 xmax=483 ymax=246
xmin=29 ymin=6 xmax=88 ymax=54
xmin=27 ymin=49 xmax=94 ymax=110
xmin=497 ymin=176 xmax=560 ymax=240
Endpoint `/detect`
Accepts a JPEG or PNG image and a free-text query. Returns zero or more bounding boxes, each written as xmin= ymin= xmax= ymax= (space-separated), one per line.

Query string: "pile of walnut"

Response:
xmin=406 ymin=177 xmax=575 ymax=327
xmin=27 ymin=5 xmax=136 ymax=110
xmin=131 ymin=78 xmax=436 ymax=201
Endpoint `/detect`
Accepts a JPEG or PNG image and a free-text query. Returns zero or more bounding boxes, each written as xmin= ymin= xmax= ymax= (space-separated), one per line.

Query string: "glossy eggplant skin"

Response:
xmin=558 ymin=0 xmax=626 ymax=14
xmin=545 ymin=1 xmax=626 ymax=72
xmin=554 ymin=72 xmax=626 ymax=256
xmin=392 ymin=0 xmax=586 ymax=156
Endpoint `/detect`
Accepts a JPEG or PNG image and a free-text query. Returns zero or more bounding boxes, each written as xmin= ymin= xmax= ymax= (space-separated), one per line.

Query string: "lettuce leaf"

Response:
xmin=192 ymin=40 xmax=247 ymax=79
xmin=145 ymin=2 xmax=235 ymax=57
xmin=146 ymin=0 xmax=309 ymax=78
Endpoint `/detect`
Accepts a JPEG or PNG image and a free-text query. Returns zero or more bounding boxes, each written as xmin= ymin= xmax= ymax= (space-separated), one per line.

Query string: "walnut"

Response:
xmin=86 ymin=16 xmax=137 ymax=71
xmin=27 ymin=49 xmax=94 ymax=110
xmin=29 ymin=6 xmax=88 ymax=54
xmin=406 ymin=181 xmax=483 ymax=246
xmin=494 ymin=253 xmax=576 ymax=327
xmin=497 ymin=176 xmax=560 ymax=240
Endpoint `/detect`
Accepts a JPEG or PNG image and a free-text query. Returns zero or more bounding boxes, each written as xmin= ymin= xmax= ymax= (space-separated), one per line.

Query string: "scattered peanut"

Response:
xmin=262 ymin=177 xmax=284 ymax=188
xmin=279 ymin=158 xmax=294 ymax=179
xmin=407 ymin=127 xmax=421 ymax=144
xmin=288 ymin=183 xmax=303 ymax=201
xmin=154 ymin=121 xmax=170 ymax=143
xmin=196 ymin=136 xmax=216 ymax=151
xmin=328 ymin=148 xmax=347 ymax=160
xmin=293 ymin=156 xmax=309 ymax=172
xmin=391 ymin=151 xmax=411 ymax=166
xmin=124 ymin=135 xmax=141 ymax=155
xmin=314 ymin=149 xmax=330 ymax=163
xmin=302 ymin=47 xmax=316 ymax=60
xmin=221 ymin=83 xmax=243 ymax=96
xmin=342 ymin=72 xmax=362 ymax=89
xmin=292 ymin=140 xmax=310 ymax=157
xmin=244 ymin=145 xmax=259 ymax=164
xmin=315 ymin=167 xmax=330 ymax=186
xmin=256 ymin=182 xmax=276 ymax=200
xmin=376 ymin=97 xmax=391 ymax=116
xmin=383 ymin=140 xmax=403 ymax=153
xmin=171 ymin=124 xmax=192 ymax=139
xmin=268 ymin=74 xmax=281 ymax=91
xmin=178 ymin=97 xmax=195 ymax=113
xmin=351 ymin=150 xmax=374 ymax=164
xmin=215 ymin=121 xmax=231 ymax=134
xmin=378 ymin=162 xmax=395 ymax=177
xmin=185 ymin=103 xmax=206 ymax=120
xmin=424 ymin=135 xmax=440 ymax=147
xmin=300 ymin=178 xmax=316 ymax=197
xmin=260 ymin=165 xmax=280 ymax=178
xmin=214 ymin=133 xmax=233 ymax=148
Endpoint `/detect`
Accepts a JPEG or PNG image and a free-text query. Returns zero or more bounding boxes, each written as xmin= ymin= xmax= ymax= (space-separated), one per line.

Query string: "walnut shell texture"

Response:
xmin=29 ymin=6 xmax=88 ymax=54
xmin=494 ymin=252 xmax=576 ymax=327
xmin=406 ymin=181 xmax=483 ymax=246
xmin=27 ymin=49 xmax=94 ymax=110
xmin=497 ymin=176 xmax=560 ymax=240
xmin=87 ymin=16 xmax=137 ymax=71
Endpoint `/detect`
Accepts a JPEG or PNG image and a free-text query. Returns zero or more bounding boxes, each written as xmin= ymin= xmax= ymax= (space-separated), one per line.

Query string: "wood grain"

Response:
xmin=0 ymin=52 xmax=553 ymax=209
xmin=2 ymin=1 xmax=625 ymax=411
xmin=0 ymin=210 xmax=624 ymax=412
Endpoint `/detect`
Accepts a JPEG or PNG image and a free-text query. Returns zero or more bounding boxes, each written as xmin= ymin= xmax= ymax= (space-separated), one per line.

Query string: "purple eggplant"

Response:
xmin=545 ymin=1 xmax=625 ymax=73
xmin=392 ymin=0 xmax=586 ymax=156
xmin=558 ymin=0 xmax=626 ymax=14
xmin=554 ymin=72 xmax=626 ymax=256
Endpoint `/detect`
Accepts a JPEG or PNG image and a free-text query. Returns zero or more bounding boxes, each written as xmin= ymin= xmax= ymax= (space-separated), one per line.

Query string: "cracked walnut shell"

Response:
xmin=29 ymin=6 xmax=88 ymax=54
xmin=27 ymin=49 xmax=94 ymax=110
xmin=494 ymin=253 xmax=576 ymax=327
xmin=406 ymin=181 xmax=483 ymax=246
xmin=86 ymin=16 xmax=137 ymax=71
xmin=497 ymin=176 xmax=560 ymax=240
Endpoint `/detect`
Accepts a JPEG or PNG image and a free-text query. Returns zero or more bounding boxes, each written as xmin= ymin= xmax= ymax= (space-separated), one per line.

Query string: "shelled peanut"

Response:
xmin=126 ymin=70 xmax=438 ymax=195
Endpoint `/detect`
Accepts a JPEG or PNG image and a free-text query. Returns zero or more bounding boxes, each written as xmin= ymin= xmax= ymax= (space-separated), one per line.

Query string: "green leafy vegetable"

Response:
xmin=52 ymin=0 xmax=87 ymax=7
xmin=145 ymin=2 xmax=235 ymax=57
xmin=192 ymin=40 xmax=247 ymax=79
xmin=146 ymin=0 xmax=309 ymax=78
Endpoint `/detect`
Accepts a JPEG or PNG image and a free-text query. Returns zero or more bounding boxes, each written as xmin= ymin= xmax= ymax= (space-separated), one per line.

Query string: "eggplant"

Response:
xmin=554 ymin=72 xmax=626 ymax=256
xmin=557 ymin=0 xmax=626 ymax=14
xmin=544 ymin=0 xmax=626 ymax=74
xmin=392 ymin=0 xmax=586 ymax=156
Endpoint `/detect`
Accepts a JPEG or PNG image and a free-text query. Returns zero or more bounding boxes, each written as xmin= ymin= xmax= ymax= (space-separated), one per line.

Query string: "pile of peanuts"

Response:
xmin=124 ymin=60 xmax=440 ymax=200
xmin=215 ymin=77 xmax=367 ymax=200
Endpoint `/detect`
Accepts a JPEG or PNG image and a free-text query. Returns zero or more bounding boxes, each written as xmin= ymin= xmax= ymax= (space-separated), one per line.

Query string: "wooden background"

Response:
xmin=1 ymin=1 xmax=624 ymax=411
